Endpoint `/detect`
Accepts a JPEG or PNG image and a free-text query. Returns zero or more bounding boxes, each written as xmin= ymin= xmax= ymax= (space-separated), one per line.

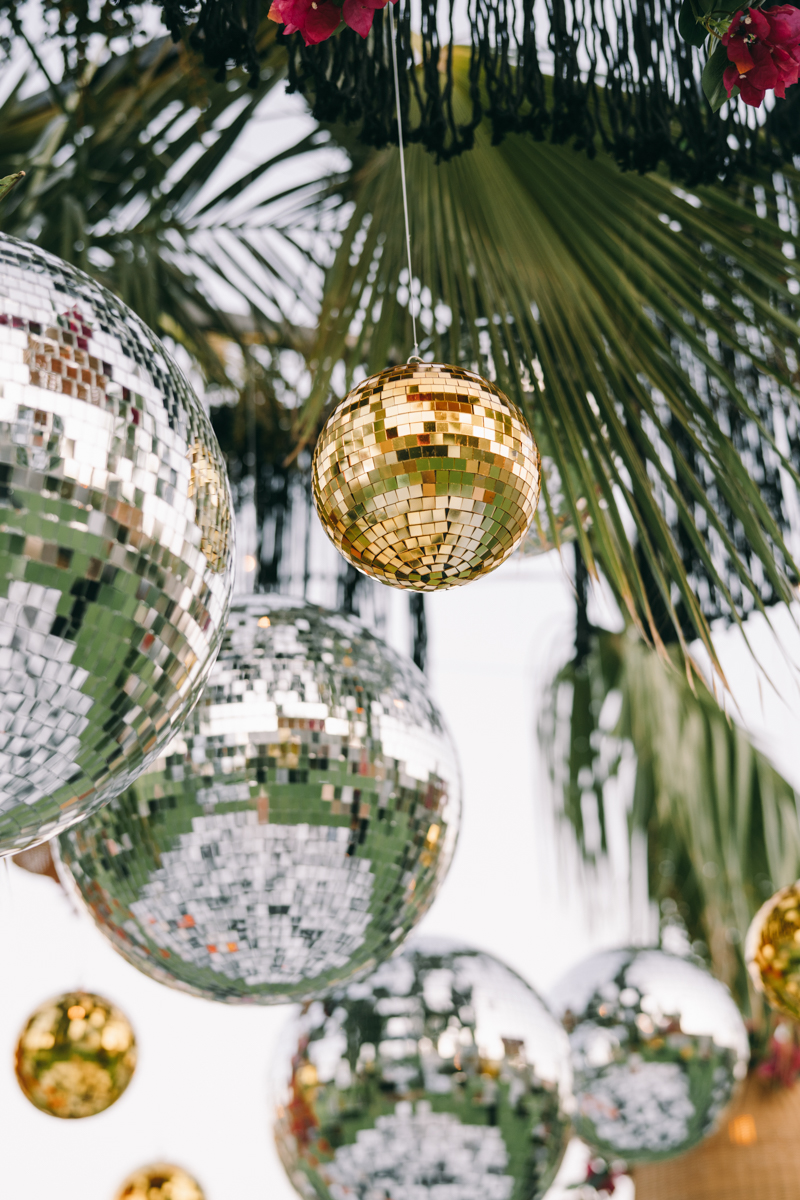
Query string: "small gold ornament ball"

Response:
xmin=746 ymin=882 xmax=800 ymax=1019
xmin=15 ymin=991 xmax=136 ymax=1118
xmin=114 ymin=1163 xmax=205 ymax=1200
xmin=312 ymin=362 xmax=541 ymax=590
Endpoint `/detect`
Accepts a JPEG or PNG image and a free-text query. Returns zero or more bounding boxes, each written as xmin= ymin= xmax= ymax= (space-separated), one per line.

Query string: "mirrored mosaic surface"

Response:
xmin=0 ymin=234 xmax=234 ymax=853
xmin=57 ymin=596 xmax=460 ymax=1003
xmin=550 ymin=947 xmax=750 ymax=1164
xmin=313 ymin=363 xmax=540 ymax=591
xmin=746 ymin=881 xmax=800 ymax=1020
xmin=114 ymin=1163 xmax=205 ymax=1200
xmin=273 ymin=937 xmax=572 ymax=1200
xmin=15 ymin=990 xmax=136 ymax=1118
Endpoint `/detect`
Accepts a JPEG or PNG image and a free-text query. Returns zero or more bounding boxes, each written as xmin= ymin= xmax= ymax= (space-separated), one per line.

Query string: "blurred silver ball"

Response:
xmin=57 ymin=596 xmax=460 ymax=1003
xmin=550 ymin=947 xmax=749 ymax=1164
xmin=0 ymin=234 xmax=234 ymax=853
xmin=273 ymin=937 xmax=572 ymax=1200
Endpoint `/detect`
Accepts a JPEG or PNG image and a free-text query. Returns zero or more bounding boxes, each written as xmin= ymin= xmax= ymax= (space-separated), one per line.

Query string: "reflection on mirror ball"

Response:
xmin=114 ymin=1163 xmax=205 ymax=1200
xmin=550 ymin=947 xmax=750 ymax=1164
xmin=0 ymin=233 xmax=234 ymax=855
xmin=312 ymin=363 xmax=540 ymax=591
xmin=746 ymin=881 xmax=800 ymax=1020
xmin=12 ymin=838 xmax=60 ymax=882
xmin=273 ymin=937 xmax=573 ymax=1200
xmin=15 ymin=991 xmax=136 ymax=1118
xmin=57 ymin=596 xmax=460 ymax=1003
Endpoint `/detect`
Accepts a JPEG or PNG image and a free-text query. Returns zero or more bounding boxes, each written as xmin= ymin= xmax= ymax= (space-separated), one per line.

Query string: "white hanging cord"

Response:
xmin=388 ymin=4 xmax=420 ymax=361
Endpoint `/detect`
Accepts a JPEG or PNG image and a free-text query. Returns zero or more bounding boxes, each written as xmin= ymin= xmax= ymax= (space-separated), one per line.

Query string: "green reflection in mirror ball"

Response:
xmin=274 ymin=938 xmax=573 ymax=1200
xmin=57 ymin=597 xmax=460 ymax=1003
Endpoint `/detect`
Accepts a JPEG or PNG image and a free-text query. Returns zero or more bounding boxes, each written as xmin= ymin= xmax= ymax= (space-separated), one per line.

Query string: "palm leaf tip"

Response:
xmin=0 ymin=172 xmax=25 ymax=204
xmin=540 ymin=618 xmax=800 ymax=1021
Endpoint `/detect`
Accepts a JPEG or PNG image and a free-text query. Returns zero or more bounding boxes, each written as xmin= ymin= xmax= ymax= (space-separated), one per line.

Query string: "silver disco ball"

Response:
xmin=549 ymin=947 xmax=750 ymax=1164
xmin=0 ymin=234 xmax=234 ymax=853
xmin=273 ymin=938 xmax=572 ymax=1200
xmin=56 ymin=596 xmax=460 ymax=1003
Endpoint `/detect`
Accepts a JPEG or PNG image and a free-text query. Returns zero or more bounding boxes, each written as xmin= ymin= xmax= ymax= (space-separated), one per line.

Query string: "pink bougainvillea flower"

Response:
xmin=269 ymin=0 xmax=397 ymax=44
xmin=268 ymin=0 xmax=299 ymax=35
xmin=764 ymin=4 xmax=800 ymax=42
xmin=722 ymin=6 xmax=800 ymax=107
xmin=268 ymin=0 xmax=341 ymax=45
xmin=342 ymin=0 xmax=397 ymax=38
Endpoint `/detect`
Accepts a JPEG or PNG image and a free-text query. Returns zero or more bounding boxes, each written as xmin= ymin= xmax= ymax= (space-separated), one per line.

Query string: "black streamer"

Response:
xmin=4 ymin=0 xmax=800 ymax=180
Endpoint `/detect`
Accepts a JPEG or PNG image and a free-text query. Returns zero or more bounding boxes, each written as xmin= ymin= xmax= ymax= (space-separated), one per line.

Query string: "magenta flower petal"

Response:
xmin=725 ymin=32 xmax=756 ymax=72
xmin=722 ymin=10 xmax=746 ymax=43
xmin=749 ymin=40 xmax=782 ymax=85
xmin=301 ymin=2 xmax=343 ymax=43
xmin=764 ymin=4 xmax=800 ymax=45
xmin=268 ymin=0 xmax=293 ymax=24
xmin=342 ymin=0 xmax=378 ymax=36
xmin=746 ymin=6 xmax=771 ymax=38
xmin=738 ymin=76 xmax=767 ymax=104
xmin=723 ymin=63 xmax=744 ymax=95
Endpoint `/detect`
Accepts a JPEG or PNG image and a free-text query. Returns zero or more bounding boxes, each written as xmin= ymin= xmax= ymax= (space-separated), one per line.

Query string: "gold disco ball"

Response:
xmin=312 ymin=362 xmax=541 ymax=590
xmin=746 ymin=881 xmax=800 ymax=1019
xmin=15 ymin=991 xmax=136 ymax=1118
xmin=114 ymin=1163 xmax=205 ymax=1200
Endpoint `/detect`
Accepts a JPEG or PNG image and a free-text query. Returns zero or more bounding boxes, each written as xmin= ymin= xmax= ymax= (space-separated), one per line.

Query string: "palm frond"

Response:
xmin=5 ymin=30 xmax=800 ymax=659
xmin=0 ymin=26 xmax=327 ymax=382
xmin=539 ymin=617 xmax=800 ymax=1017
xmin=291 ymin=54 xmax=800 ymax=659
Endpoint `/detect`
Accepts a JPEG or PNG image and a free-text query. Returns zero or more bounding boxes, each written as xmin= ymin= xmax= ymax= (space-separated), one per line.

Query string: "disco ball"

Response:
xmin=114 ymin=1163 xmax=205 ymax=1200
xmin=746 ymin=881 xmax=800 ymax=1020
xmin=0 ymin=234 xmax=234 ymax=855
xmin=550 ymin=947 xmax=750 ymax=1164
xmin=56 ymin=595 xmax=460 ymax=1003
xmin=273 ymin=937 xmax=573 ymax=1200
xmin=15 ymin=990 xmax=136 ymax=1118
xmin=312 ymin=362 xmax=540 ymax=591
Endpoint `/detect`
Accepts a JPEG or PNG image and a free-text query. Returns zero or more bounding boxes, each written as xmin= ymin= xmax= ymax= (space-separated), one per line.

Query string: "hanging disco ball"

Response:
xmin=56 ymin=595 xmax=460 ymax=1003
xmin=312 ymin=362 xmax=540 ymax=591
xmin=273 ymin=937 xmax=572 ymax=1200
xmin=0 ymin=234 xmax=234 ymax=855
xmin=746 ymin=881 xmax=800 ymax=1020
xmin=114 ymin=1163 xmax=205 ymax=1199
xmin=15 ymin=990 xmax=136 ymax=1118
xmin=550 ymin=947 xmax=750 ymax=1165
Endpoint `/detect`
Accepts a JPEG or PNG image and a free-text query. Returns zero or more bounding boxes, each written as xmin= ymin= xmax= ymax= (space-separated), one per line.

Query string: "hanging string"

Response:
xmin=388 ymin=3 xmax=420 ymax=361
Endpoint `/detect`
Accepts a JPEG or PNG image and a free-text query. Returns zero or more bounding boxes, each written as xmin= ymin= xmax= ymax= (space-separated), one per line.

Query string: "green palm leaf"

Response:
xmin=4 ymin=33 xmax=799 ymax=661
xmin=539 ymin=615 xmax=800 ymax=1018
xmin=0 ymin=28 xmax=323 ymax=383
xmin=290 ymin=55 xmax=800 ymax=660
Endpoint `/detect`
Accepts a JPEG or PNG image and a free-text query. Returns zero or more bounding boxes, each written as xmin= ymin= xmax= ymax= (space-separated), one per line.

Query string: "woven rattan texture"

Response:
xmin=313 ymin=363 xmax=540 ymax=592
xmin=633 ymin=1074 xmax=800 ymax=1199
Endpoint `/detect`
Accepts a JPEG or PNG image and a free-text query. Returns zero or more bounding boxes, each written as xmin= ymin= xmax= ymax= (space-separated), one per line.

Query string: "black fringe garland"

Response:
xmin=4 ymin=0 xmax=800 ymax=182
xmin=283 ymin=0 xmax=800 ymax=182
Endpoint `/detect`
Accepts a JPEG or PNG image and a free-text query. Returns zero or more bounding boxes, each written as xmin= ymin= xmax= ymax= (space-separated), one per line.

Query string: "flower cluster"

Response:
xmin=756 ymin=1026 xmax=800 ymax=1088
xmin=723 ymin=5 xmax=800 ymax=106
xmin=269 ymin=0 xmax=396 ymax=46
xmin=577 ymin=1157 xmax=623 ymax=1196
